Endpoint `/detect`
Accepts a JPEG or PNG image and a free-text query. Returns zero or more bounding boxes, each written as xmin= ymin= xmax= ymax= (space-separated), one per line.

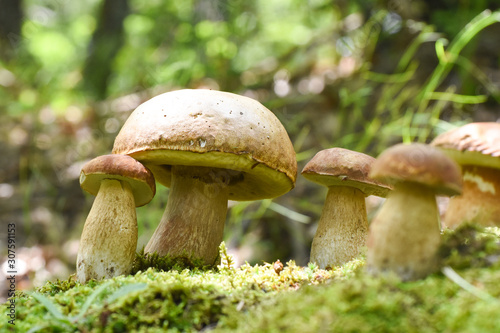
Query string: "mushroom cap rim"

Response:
xmin=80 ymin=155 xmax=156 ymax=207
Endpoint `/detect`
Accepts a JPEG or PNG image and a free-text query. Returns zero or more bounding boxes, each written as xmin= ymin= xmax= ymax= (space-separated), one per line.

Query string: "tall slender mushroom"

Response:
xmin=301 ymin=148 xmax=391 ymax=269
xmin=77 ymin=154 xmax=155 ymax=283
xmin=431 ymin=122 xmax=500 ymax=228
xmin=366 ymin=143 xmax=462 ymax=281
xmin=112 ymin=89 xmax=297 ymax=265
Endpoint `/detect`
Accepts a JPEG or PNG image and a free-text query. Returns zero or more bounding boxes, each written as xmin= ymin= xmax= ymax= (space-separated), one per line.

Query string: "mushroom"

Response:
xmin=301 ymin=148 xmax=391 ymax=269
xmin=431 ymin=122 xmax=500 ymax=228
xmin=77 ymin=154 xmax=155 ymax=283
xmin=112 ymin=89 xmax=297 ymax=265
xmin=366 ymin=143 xmax=462 ymax=281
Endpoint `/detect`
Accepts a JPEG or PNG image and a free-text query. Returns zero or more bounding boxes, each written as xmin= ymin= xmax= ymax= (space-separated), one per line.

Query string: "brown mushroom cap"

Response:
xmin=80 ymin=154 xmax=156 ymax=207
xmin=431 ymin=122 xmax=500 ymax=169
xmin=301 ymin=148 xmax=391 ymax=197
xmin=112 ymin=89 xmax=297 ymax=201
xmin=369 ymin=143 xmax=462 ymax=196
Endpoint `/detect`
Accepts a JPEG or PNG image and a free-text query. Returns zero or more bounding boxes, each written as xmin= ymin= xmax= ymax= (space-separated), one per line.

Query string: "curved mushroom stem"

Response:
xmin=366 ymin=182 xmax=440 ymax=281
xmin=310 ymin=186 xmax=368 ymax=269
xmin=77 ymin=179 xmax=137 ymax=283
xmin=444 ymin=165 xmax=500 ymax=228
xmin=145 ymin=165 xmax=230 ymax=265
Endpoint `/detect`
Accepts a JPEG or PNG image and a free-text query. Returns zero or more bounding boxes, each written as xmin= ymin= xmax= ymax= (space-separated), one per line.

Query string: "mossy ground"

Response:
xmin=3 ymin=225 xmax=500 ymax=332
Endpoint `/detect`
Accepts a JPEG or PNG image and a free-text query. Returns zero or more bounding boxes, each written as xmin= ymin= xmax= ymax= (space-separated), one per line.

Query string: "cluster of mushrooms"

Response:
xmin=76 ymin=89 xmax=500 ymax=283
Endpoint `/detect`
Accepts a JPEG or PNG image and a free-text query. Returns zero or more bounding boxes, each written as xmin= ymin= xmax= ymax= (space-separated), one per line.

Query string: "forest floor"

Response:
xmin=3 ymin=224 xmax=500 ymax=332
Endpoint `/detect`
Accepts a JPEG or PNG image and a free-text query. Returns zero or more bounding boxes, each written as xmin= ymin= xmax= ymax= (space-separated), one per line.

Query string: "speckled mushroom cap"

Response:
xmin=369 ymin=143 xmax=462 ymax=196
xmin=80 ymin=154 xmax=156 ymax=207
xmin=112 ymin=89 xmax=297 ymax=201
xmin=301 ymin=148 xmax=391 ymax=197
xmin=431 ymin=122 xmax=500 ymax=169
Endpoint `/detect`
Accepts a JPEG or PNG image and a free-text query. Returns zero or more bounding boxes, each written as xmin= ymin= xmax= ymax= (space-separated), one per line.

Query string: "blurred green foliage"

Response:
xmin=1 ymin=0 xmax=500 ymax=289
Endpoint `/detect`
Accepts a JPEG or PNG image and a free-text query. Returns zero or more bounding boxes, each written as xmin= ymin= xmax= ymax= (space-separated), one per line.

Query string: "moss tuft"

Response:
xmin=439 ymin=224 xmax=500 ymax=269
xmin=131 ymin=247 xmax=210 ymax=274
xmin=36 ymin=274 xmax=79 ymax=296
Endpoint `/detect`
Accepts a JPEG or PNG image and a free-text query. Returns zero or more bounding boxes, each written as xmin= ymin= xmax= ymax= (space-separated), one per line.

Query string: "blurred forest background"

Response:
xmin=1 ymin=0 xmax=500 ymax=298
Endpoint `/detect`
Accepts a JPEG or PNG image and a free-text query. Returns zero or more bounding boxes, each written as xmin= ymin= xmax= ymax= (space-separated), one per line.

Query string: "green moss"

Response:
xmin=5 ymin=252 xmax=353 ymax=332
xmin=439 ymin=224 xmax=500 ymax=269
xmin=36 ymin=275 xmax=79 ymax=296
xmin=131 ymin=247 xmax=210 ymax=274
xmin=218 ymin=225 xmax=500 ymax=333
xmin=3 ymin=225 xmax=500 ymax=332
xmin=219 ymin=267 xmax=500 ymax=333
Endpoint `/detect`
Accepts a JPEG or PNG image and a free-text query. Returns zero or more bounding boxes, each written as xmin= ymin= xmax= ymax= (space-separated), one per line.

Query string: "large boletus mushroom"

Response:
xmin=112 ymin=89 xmax=297 ymax=265
xmin=77 ymin=154 xmax=155 ymax=283
xmin=301 ymin=148 xmax=391 ymax=269
xmin=431 ymin=122 xmax=500 ymax=228
xmin=367 ymin=143 xmax=462 ymax=281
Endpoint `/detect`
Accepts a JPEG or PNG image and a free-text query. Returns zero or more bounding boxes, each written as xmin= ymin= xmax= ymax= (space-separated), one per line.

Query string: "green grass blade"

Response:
xmin=269 ymin=202 xmax=311 ymax=224
xmin=442 ymin=266 xmax=499 ymax=303
xmin=419 ymin=10 xmax=500 ymax=101
xmin=455 ymin=55 xmax=500 ymax=102
xmin=72 ymin=281 xmax=113 ymax=322
xmin=29 ymin=293 xmax=69 ymax=323
xmin=105 ymin=283 xmax=148 ymax=303
xmin=396 ymin=29 xmax=440 ymax=72
xmin=427 ymin=92 xmax=487 ymax=104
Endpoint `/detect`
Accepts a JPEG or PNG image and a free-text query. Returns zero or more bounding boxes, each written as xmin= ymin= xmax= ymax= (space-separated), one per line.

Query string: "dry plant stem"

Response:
xmin=310 ymin=186 xmax=369 ymax=269
xmin=444 ymin=165 xmax=500 ymax=228
xmin=77 ymin=179 xmax=137 ymax=283
xmin=145 ymin=165 xmax=230 ymax=265
xmin=367 ymin=183 xmax=440 ymax=281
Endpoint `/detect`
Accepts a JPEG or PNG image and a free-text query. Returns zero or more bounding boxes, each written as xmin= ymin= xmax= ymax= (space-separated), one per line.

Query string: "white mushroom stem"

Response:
xmin=310 ymin=186 xmax=369 ymax=269
xmin=444 ymin=165 xmax=500 ymax=228
xmin=366 ymin=182 xmax=440 ymax=281
xmin=77 ymin=179 xmax=137 ymax=283
xmin=145 ymin=165 xmax=230 ymax=265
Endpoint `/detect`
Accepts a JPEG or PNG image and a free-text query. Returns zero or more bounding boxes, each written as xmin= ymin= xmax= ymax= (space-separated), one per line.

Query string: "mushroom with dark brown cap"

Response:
xmin=112 ymin=89 xmax=297 ymax=265
xmin=431 ymin=122 xmax=500 ymax=228
xmin=77 ymin=154 xmax=155 ymax=283
xmin=301 ymin=148 xmax=391 ymax=269
xmin=366 ymin=143 xmax=462 ymax=281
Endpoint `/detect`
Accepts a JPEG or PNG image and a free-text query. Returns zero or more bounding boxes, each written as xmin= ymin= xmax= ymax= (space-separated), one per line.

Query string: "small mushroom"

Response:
xmin=77 ymin=154 xmax=155 ymax=283
xmin=431 ymin=122 xmax=500 ymax=227
xmin=301 ymin=148 xmax=391 ymax=269
xmin=366 ymin=143 xmax=462 ymax=281
xmin=112 ymin=89 xmax=297 ymax=265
